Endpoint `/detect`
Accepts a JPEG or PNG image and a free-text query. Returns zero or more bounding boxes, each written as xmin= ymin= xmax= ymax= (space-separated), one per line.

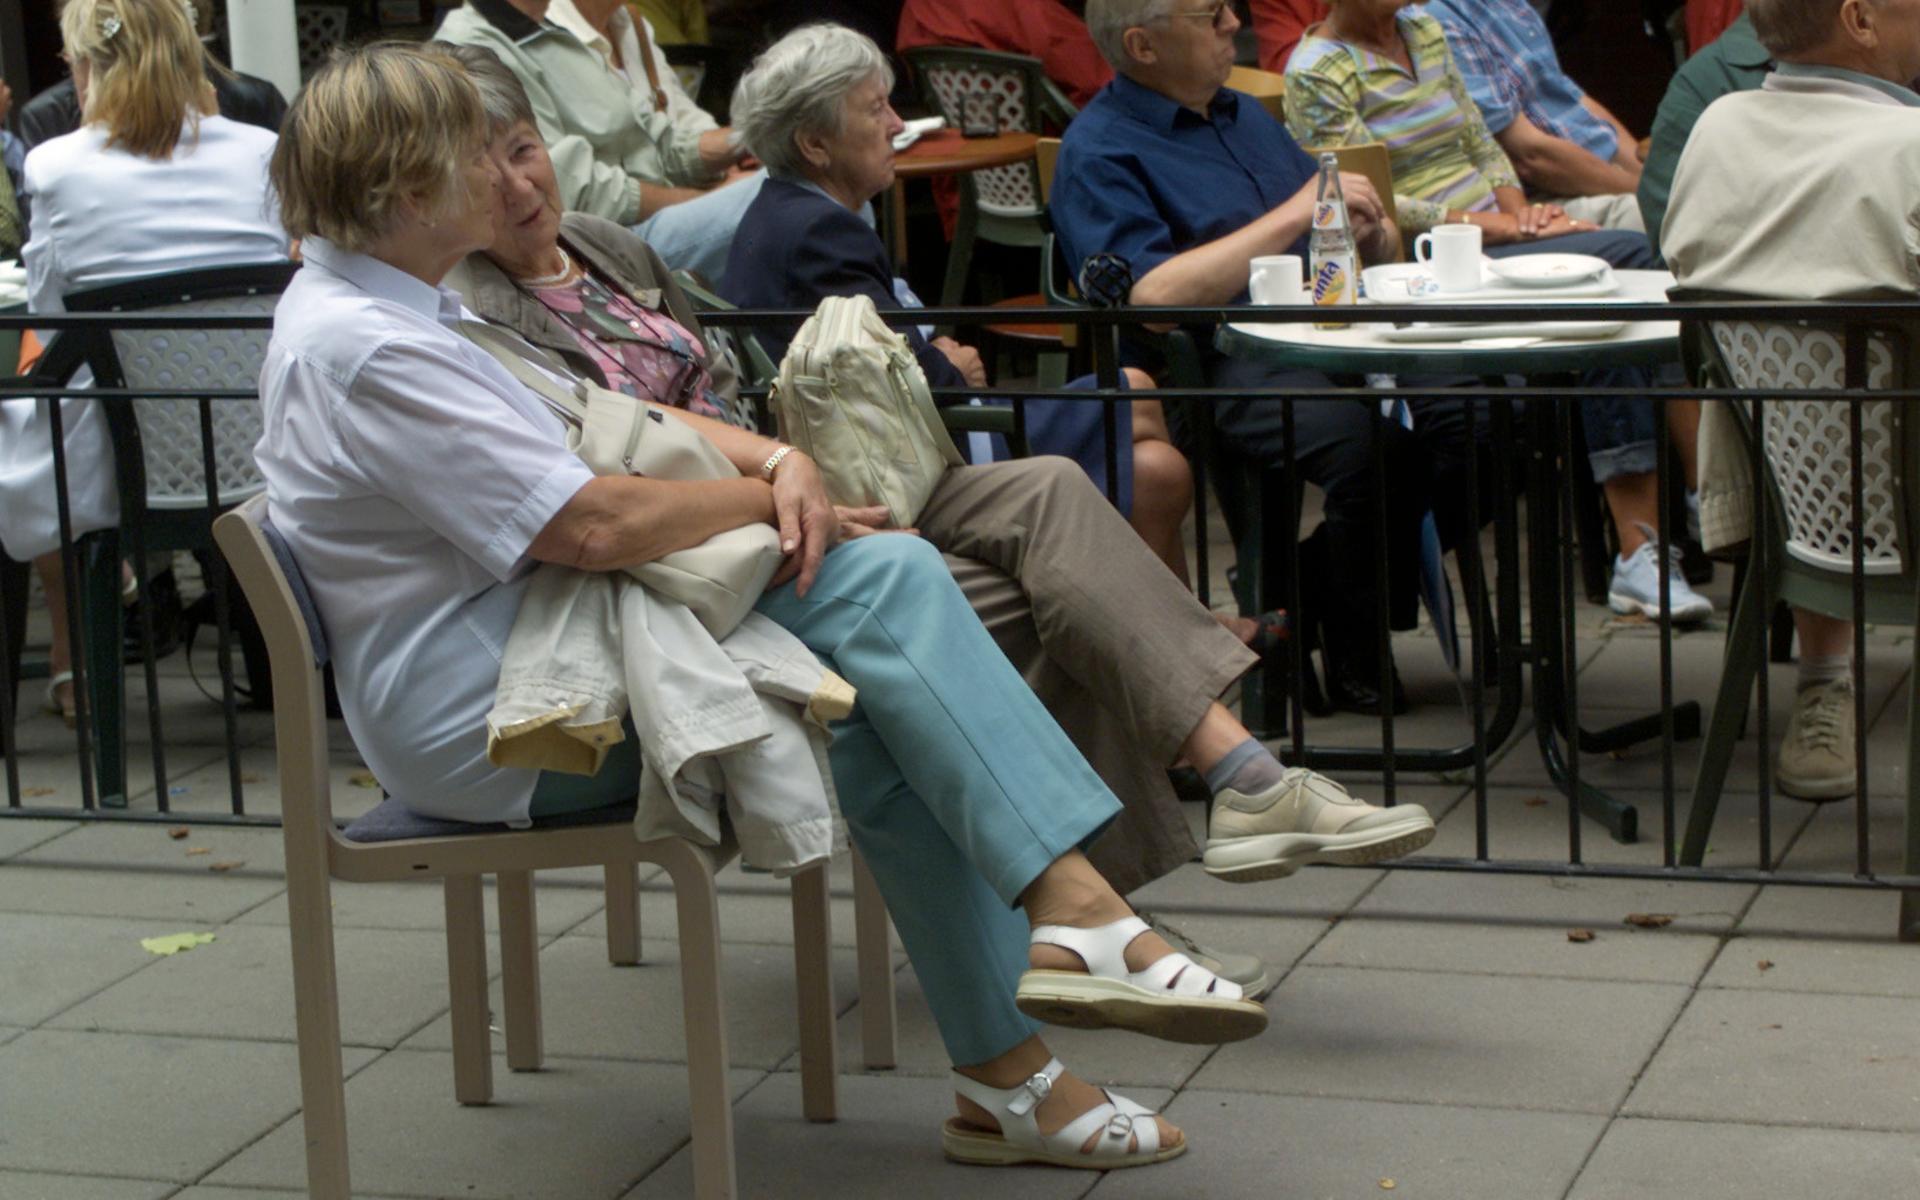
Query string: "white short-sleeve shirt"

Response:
xmin=255 ymin=240 xmax=596 ymax=824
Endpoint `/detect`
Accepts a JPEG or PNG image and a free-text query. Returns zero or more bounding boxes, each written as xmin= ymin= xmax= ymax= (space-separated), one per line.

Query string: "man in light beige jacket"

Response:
xmin=1663 ymin=0 xmax=1920 ymax=801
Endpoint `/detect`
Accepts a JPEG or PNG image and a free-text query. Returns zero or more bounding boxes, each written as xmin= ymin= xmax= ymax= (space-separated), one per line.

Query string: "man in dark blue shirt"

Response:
xmin=1053 ymin=0 xmax=1479 ymax=713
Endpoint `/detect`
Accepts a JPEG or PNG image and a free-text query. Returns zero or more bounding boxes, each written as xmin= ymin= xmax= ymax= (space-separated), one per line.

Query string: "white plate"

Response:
xmin=1484 ymin=253 xmax=1613 ymax=288
xmin=1376 ymin=318 xmax=1627 ymax=343
xmin=1363 ymin=261 xmax=1618 ymax=303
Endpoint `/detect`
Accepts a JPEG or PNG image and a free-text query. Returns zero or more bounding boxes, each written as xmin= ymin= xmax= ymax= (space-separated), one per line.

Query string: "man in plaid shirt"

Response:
xmin=1425 ymin=0 xmax=1648 ymax=232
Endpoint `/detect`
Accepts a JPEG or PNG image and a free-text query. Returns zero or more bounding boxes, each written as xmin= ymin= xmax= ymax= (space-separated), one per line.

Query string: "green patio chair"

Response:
xmin=1673 ymin=291 xmax=1920 ymax=940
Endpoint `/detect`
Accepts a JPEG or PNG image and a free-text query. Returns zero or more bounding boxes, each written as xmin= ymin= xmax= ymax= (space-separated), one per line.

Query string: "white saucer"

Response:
xmin=1484 ymin=253 xmax=1613 ymax=288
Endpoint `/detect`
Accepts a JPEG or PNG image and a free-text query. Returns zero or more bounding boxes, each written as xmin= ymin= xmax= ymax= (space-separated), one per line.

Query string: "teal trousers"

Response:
xmin=754 ymin=534 xmax=1121 ymax=1066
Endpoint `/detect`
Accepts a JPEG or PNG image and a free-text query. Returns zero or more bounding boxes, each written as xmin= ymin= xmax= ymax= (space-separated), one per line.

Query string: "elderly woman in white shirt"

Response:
xmin=259 ymin=41 xmax=1288 ymax=1172
xmin=4 ymin=0 xmax=285 ymax=722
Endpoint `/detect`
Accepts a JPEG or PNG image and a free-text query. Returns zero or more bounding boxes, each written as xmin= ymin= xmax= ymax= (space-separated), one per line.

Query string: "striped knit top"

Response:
xmin=1283 ymin=11 xmax=1520 ymax=233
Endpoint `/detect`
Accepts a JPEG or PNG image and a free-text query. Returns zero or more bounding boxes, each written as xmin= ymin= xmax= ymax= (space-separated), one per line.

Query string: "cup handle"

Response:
xmin=1414 ymin=233 xmax=1433 ymax=264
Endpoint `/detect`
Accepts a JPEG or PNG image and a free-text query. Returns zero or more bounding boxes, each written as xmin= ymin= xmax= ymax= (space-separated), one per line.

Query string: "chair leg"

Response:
xmin=497 ymin=870 xmax=543 ymax=1072
xmin=604 ymin=862 xmax=642 ymax=966
xmin=789 ymin=863 xmax=838 ymax=1122
xmin=285 ymin=850 xmax=351 ymax=1197
xmin=1681 ymin=565 xmax=1766 ymax=866
xmin=1901 ymin=638 xmax=1920 ymax=943
xmin=654 ymin=838 xmax=736 ymax=1200
xmin=79 ymin=533 xmax=127 ymax=807
xmin=851 ymin=847 xmax=897 ymax=1070
xmin=443 ymin=874 xmax=493 ymax=1105
xmin=939 ymin=178 xmax=979 ymax=311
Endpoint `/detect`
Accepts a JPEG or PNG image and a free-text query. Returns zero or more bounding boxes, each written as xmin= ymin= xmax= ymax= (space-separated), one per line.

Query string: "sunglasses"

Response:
xmin=1165 ymin=0 xmax=1234 ymax=31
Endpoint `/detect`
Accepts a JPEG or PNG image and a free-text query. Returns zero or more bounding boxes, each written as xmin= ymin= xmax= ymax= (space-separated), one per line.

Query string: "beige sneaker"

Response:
xmin=1204 ymin=768 xmax=1434 ymax=883
xmin=1776 ymin=679 xmax=1856 ymax=802
xmin=1138 ymin=910 xmax=1276 ymax=999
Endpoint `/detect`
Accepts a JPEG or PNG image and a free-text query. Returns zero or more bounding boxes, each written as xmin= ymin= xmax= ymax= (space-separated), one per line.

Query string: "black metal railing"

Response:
xmin=3 ymin=302 xmax=1916 ymax=927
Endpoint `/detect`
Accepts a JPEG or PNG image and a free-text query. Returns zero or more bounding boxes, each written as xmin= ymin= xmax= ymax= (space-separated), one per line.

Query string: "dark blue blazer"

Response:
xmin=720 ymin=176 xmax=967 ymax=392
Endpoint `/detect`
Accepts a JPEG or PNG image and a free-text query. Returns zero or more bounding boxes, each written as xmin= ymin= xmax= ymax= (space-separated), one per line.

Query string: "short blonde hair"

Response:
xmin=60 ymin=0 xmax=215 ymax=159
xmin=271 ymin=42 xmax=488 ymax=253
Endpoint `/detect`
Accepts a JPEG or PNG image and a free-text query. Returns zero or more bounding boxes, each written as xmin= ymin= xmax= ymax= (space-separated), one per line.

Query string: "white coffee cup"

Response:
xmin=1249 ymin=254 xmax=1305 ymax=305
xmin=1414 ymin=224 xmax=1484 ymax=293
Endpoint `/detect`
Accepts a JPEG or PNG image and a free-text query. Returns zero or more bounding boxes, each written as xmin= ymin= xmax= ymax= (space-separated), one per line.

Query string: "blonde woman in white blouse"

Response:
xmin=4 ymin=0 xmax=286 ymax=722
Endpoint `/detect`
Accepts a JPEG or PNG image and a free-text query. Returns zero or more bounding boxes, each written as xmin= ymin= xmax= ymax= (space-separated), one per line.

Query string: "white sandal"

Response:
xmin=942 ymin=1057 xmax=1184 ymax=1169
xmin=1016 ymin=915 xmax=1268 ymax=1044
xmin=43 ymin=671 xmax=77 ymax=730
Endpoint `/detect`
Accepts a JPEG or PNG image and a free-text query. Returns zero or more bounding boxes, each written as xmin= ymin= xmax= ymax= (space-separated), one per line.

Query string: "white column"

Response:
xmin=224 ymin=0 xmax=303 ymax=101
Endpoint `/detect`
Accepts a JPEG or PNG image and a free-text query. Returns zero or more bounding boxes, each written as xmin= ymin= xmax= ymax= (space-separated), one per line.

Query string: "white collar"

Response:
xmin=301 ymin=237 xmax=464 ymax=325
xmin=543 ymin=0 xmax=627 ymax=56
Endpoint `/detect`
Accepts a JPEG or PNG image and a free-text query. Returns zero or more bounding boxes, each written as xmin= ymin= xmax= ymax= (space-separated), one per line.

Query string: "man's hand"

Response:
xmin=0 ymin=81 xmax=12 ymax=126
xmin=698 ymin=128 xmax=748 ymax=176
xmin=931 ymin=336 xmax=987 ymax=387
xmin=834 ymin=504 xmax=918 ymax=541
xmin=765 ymin=451 xmax=840 ymax=596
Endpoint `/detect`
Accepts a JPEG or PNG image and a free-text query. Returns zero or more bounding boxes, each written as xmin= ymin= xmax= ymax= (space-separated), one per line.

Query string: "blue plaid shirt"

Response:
xmin=1424 ymin=0 xmax=1619 ymax=164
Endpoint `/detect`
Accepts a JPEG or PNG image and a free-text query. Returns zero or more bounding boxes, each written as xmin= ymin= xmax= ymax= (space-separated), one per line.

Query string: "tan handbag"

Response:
xmin=771 ymin=294 xmax=963 ymax=529
xmin=461 ymin=321 xmax=782 ymax=638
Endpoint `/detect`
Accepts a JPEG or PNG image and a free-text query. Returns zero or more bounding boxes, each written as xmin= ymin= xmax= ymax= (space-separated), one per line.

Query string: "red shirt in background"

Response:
xmin=896 ymin=0 xmax=1113 ymax=108
xmin=1249 ymin=0 xmax=1329 ymax=74
xmin=1686 ymin=0 xmax=1744 ymax=54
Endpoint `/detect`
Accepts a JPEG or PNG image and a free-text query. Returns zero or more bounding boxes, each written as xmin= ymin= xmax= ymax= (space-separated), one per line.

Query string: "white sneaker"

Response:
xmin=1608 ymin=522 xmax=1713 ymax=624
xmin=1776 ymin=679 xmax=1857 ymax=802
xmin=1204 ymin=768 xmax=1434 ymax=883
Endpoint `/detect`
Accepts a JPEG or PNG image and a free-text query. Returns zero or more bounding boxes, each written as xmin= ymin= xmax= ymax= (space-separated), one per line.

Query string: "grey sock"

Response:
xmin=1798 ymin=653 xmax=1851 ymax=692
xmin=1205 ymin=737 xmax=1287 ymax=796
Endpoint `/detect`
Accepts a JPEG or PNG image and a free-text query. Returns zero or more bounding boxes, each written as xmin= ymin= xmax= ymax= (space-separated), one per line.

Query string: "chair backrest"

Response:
xmin=213 ymin=495 xmax=338 ymax=840
xmin=670 ymin=269 xmax=780 ymax=434
xmin=1227 ymin=65 xmax=1288 ymax=123
xmin=1327 ymin=142 xmax=1399 ymax=249
xmin=903 ymin=46 xmax=1076 ymax=219
xmin=1036 ymin=136 xmax=1062 ymax=206
xmin=62 ymin=261 xmax=297 ymax=513
xmin=1704 ymin=316 xmax=1907 ymax=575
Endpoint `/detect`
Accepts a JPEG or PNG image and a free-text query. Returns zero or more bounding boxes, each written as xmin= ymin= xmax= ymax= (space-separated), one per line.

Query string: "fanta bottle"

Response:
xmin=1309 ymin=153 xmax=1358 ymax=329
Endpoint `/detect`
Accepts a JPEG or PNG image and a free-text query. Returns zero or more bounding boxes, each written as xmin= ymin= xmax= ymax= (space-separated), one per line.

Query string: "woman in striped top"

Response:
xmin=1282 ymin=0 xmax=1594 ymax=243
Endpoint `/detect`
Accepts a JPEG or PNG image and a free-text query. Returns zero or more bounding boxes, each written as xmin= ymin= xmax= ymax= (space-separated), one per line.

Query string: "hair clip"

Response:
xmin=101 ymin=13 xmax=122 ymax=38
xmin=185 ymin=1 xmax=199 ymax=28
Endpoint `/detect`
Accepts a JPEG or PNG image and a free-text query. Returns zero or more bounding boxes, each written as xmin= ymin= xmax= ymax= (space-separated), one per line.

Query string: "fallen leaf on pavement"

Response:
xmin=1625 ymin=913 xmax=1674 ymax=929
xmin=1762 ymin=1024 xmax=1783 ymax=1030
xmin=141 ymin=932 xmax=215 ymax=956
xmin=1757 ymin=959 xmax=1775 ymax=971
xmin=240 ymin=772 xmax=262 ymax=784
xmin=1522 ymin=795 xmax=1548 ymax=808
xmin=23 ymin=786 xmax=54 ymax=797
xmin=185 ymin=847 xmax=210 ymax=856
xmin=208 ymin=860 xmax=245 ymax=872
xmin=348 ymin=770 xmax=379 ymax=789
xmin=1379 ymin=1181 xmax=1396 ymax=1191
xmin=1567 ymin=929 xmax=1596 ymax=943
xmin=167 ymin=827 xmax=190 ymax=839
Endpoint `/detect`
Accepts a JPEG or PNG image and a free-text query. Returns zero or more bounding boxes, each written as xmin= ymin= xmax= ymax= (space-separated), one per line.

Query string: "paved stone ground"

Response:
xmin=4 ymin=532 xmax=1918 ymax=1199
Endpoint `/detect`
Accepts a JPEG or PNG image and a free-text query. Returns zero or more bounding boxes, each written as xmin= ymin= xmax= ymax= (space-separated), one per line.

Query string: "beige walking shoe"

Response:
xmin=1776 ymin=679 xmax=1856 ymax=802
xmin=1203 ymin=768 xmax=1435 ymax=883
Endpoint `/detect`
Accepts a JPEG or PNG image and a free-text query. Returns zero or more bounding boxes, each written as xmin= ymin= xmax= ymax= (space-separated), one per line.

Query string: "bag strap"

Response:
xmin=636 ymin=31 xmax=670 ymax=113
xmin=457 ymin=319 xmax=591 ymax=426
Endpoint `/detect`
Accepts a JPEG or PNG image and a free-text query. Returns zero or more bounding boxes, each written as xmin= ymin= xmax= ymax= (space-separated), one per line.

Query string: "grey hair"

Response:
xmin=1747 ymin=0 xmax=1864 ymax=58
xmin=1086 ymin=0 xmax=1182 ymax=71
xmin=434 ymin=41 xmax=536 ymax=133
xmin=731 ymin=22 xmax=896 ymax=179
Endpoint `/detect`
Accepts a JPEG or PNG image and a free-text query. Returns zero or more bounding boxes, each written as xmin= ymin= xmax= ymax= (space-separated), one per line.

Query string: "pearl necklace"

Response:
xmin=520 ymin=246 xmax=579 ymax=288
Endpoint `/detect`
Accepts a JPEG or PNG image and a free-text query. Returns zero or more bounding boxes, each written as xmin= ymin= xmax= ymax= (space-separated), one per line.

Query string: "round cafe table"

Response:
xmin=880 ymin=130 xmax=1041 ymax=276
xmin=1213 ymin=267 xmax=1693 ymax=846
